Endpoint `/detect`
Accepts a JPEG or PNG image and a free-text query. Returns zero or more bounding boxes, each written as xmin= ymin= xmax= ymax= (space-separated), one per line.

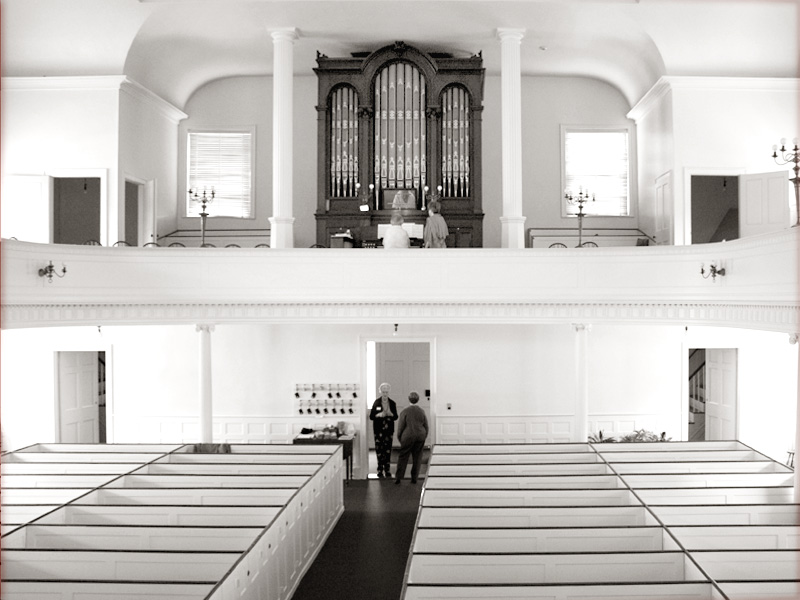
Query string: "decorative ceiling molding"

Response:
xmin=3 ymin=301 xmax=797 ymax=333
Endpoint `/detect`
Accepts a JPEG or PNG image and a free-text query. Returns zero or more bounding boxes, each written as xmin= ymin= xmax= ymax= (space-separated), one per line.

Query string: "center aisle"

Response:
xmin=292 ymin=479 xmax=423 ymax=600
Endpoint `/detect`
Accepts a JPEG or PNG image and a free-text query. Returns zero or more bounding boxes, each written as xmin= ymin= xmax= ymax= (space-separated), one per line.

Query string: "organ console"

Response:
xmin=315 ymin=42 xmax=485 ymax=247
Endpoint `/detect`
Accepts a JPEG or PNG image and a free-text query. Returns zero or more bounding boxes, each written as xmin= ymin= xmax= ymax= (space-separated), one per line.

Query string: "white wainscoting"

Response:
xmin=436 ymin=414 xmax=665 ymax=445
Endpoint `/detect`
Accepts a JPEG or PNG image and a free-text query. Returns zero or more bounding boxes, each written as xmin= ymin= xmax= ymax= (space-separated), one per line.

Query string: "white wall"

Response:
xmin=119 ymin=83 xmax=185 ymax=243
xmin=178 ymin=74 xmax=632 ymax=248
xmin=176 ymin=75 xmax=318 ymax=248
xmin=0 ymin=78 xmax=120 ymax=242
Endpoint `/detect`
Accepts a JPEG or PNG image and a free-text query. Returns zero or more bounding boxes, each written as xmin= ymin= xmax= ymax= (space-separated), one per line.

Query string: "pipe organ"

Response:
xmin=315 ymin=42 xmax=484 ymax=247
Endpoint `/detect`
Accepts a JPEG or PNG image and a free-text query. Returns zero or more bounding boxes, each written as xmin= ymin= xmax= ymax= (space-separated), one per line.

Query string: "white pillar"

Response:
xmin=573 ymin=324 xmax=591 ymax=443
xmin=792 ymin=333 xmax=800 ymax=501
xmin=197 ymin=324 xmax=215 ymax=443
xmin=269 ymin=28 xmax=298 ymax=248
xmin=497 ymin=28 xmax=527 ymax=249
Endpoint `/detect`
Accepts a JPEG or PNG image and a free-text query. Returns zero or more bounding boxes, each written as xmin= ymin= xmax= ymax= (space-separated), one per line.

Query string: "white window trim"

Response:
xmin=560 ymin=125 xmax=633 ymax=219
xmin=185 ymin=127 xmax=256 ymax=220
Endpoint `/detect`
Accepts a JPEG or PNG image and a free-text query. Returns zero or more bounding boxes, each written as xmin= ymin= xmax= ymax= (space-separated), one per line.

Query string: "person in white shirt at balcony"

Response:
xmin=382 ymin=212 xmax=410 ymax=249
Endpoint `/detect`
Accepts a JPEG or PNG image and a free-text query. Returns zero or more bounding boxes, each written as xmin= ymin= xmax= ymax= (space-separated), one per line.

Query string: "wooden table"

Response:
xmin=293 ymin=434 xmax=354 ymax=481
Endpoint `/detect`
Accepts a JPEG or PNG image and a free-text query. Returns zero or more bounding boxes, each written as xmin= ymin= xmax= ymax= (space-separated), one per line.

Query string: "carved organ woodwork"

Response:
xmin=315 ymin=42 xmax=484 ymax=247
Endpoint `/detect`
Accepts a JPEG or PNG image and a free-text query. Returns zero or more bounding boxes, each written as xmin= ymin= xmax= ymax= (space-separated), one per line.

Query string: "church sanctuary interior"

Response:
xmin=1 ymin=1 xmax=799 ymax=599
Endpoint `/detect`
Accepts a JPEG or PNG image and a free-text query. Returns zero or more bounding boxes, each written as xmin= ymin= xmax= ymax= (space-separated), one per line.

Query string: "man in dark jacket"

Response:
xmin=394 ymin=391 xmax=429 ymax=484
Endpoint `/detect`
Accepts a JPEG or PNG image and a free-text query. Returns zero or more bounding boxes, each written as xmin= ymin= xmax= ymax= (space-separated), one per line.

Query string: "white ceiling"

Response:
xmin=1 ymin=0 xmax=797 ymax=109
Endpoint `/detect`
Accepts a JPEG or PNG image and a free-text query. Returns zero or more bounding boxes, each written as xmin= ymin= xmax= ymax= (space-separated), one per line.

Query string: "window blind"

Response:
xmin=187 ymin=131 xmax=253 ymax=218
xmin=564 ymin=130 xmax=629 ymax=217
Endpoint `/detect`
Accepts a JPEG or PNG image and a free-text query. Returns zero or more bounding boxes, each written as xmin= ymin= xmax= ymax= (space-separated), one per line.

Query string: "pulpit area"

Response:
xmin=402 ymin=441 xmax=799 ymax=600
xmin=1 ymin=443 xmax=344 ymax=600
xmin=314 ymin=42 xmax=485 ymax=248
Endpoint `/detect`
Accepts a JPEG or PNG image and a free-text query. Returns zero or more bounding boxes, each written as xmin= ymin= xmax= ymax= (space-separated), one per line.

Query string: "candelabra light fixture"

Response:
xmin=357 ymin=182 xmax=374 ymax=212
xmin=700 ymin=263 xmax=726 ymax=282
xmin=565 ymin=188 xmax=595 ymax=247
xmin=771 ymin=138 xmax=800 ymax=227
xmin=39 ymin=261 xmax=67 ymax=283
xmin=423 ymin=184 xmax=443 ymax=211
xmin=188 ymin=186 xmax=215 ymax=245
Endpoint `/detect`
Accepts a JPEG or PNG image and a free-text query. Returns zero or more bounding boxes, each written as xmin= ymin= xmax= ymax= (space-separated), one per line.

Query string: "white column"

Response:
xmin=497 ymin=28 xmax=527 ymax=249
xmin=573 ymin=324 xmax=591 ymax=443
xmin=269 ymin=28 xmax=298 ymax=248
xmin=792 ymin=333 xmax=800 ymax=501
xmin=197 ymin=324 xmax=215 ymax=443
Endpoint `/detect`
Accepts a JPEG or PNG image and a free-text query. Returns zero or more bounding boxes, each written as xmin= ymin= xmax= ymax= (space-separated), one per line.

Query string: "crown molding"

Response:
xmin=119 ymin=78 xmax=188 ymax=123
xmin=2 ymin=301 xmax=797 ymax=333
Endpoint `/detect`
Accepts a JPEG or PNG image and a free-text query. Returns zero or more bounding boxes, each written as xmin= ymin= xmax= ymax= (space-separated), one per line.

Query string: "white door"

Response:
xmin=739 ymin=171 xmax=790 ymax=238
xmin=57 ymin=351 xmax=100 ymax=443
xmin=373 ymin=342 xmax=431 ymax=448
xmin=654 ymin=171 xmax=673 ymax=245
xmin=705 ymin=348 xmax=737 ymax=441
xmin=142 ymin=179 xmax=157 ymax=245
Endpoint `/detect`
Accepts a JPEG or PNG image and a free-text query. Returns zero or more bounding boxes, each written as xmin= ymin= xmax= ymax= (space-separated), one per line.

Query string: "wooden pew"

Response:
xmin=422 ymin=488 xmax=640 ymax=507
xmin=636 ymin=486 xmax=794 ymax=505
xmin=402 ymin=582 xmax=722 ymax=600
xmin=417 ymin=505 xmax=660 ymax=528
xmin=668 ymin=525 xmax=800 ymax=550
xmin=424 ymin=474 xmax=624 ymax=489
xmin=652 ymin=504 xmax=800 ymax=526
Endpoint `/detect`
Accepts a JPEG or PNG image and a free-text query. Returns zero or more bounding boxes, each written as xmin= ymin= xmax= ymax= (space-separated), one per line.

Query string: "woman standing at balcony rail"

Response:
xmin=423 ymin=200 xmax=449 ymax=248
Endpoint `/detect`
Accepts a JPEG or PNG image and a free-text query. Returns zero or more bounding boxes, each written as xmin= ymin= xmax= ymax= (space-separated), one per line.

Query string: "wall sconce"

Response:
xmin=771 ymin=138 xmax=799 ymax=227
xmin=38 ymin=261 xmax=67 ymax=283
xmin=393 ymin=323 xmax=398 ymax=336
xmin=700 ymin=263 xmax=726 ymax=282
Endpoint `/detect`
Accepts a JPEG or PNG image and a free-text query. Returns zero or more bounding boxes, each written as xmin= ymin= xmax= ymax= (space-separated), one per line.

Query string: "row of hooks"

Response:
xmin=294 ymin=383 xmax=359 ymax=392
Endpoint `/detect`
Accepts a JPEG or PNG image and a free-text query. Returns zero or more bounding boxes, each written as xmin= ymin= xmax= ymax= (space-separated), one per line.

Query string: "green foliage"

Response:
xmin=589 ymin=429 xmax=671 ymax=443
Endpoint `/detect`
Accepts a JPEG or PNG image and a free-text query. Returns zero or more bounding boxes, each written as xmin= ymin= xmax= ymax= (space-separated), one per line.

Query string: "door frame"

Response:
xmin=683 ymin=167 xmax=746 ymax=246
xmin=359 ymin=334 xmax=437 ymax=480
xmin=681 ymin=339 xmax=739 ymax=442
xmin=53 ymin=342 xmax=114 ymax=444
xmin=49 ymin=168 xmax=109 ymax=245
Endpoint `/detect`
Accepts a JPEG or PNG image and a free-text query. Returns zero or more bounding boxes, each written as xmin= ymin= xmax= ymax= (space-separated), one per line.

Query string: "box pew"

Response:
xmin=434 ymin=443 xmax=592 ymax=454
xmin=429 ymin=452 xmax=601 ymax=465
xmin=161 ymin=452 xmax=334 ymax=464
xmin=621 ymin=472 xmax=794 ymax=488
xmin=721 ymin=581 xmax=800 ymax=599
xmin=692 ymin=549 xmax=800 ymax=580
xmin=422 ymin=488 xmax=640 ymax=507
xmin=1 ymin=505 xmax=62 ymax=525
xmin=14 ymin=443 xmax=181 ymax=453
xmin=668 ymin=525 xmax=800 ymax=550
xmin=3 ymin=452 xmax=170 ymax=464
xmin=427 ymin=462 xmax=613 ymax=476
xmin=1 ymin=461 xmax=140 ymax=474
xmin=1 ymin=548 xmax=237 ymax=582
xmin=405 ymin=551 xmax=707 ymax=585
xmin=107 ymin=473 xmax=310 ymax=488
xmin=402 ymin=582 xmax=721 ymax=600
xmin=3 ymin=524 xmax=265 ymax=551
xmin=142 ymin=462 xmax=322 ymax=475
xmin=424 ymin=474 xmax=624 ymax=489
xmin=1 ymin=473 xmax=123 ymax=488
xmin=34 ymin=503 xmax=284 ymax=527
xmin=600 ymin=450 xmax=769 ymax=463
xmin=417 ymin=505 xmax=660 ymax=528
xmin=611 ymin=460 xmax=790 ymax=474
xmin=1 ymin=581 xmax=214 ymax=600
xmin=1 ymin=487 xmax=94 ymax=504
xmin=412 ymin=526 xmax=668 ymax=553
xmin=636 ymin=486 xmax=794 ymax=505
xmin=652 ymin=504 xmax=800 ymax=526
xmin=594 ymin=441 xmax=749 ymax=453
xmin=80 ymin=486 xmax=296 ymax=506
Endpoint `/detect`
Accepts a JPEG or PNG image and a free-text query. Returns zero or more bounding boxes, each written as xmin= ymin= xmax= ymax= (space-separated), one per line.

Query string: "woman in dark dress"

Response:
xmin=369 ymin=382 xmax=398 ymax=478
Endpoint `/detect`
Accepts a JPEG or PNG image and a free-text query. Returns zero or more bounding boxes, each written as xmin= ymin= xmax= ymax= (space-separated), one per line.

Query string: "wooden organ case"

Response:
xmin=315 ymin=42 xmax=484 ymax=247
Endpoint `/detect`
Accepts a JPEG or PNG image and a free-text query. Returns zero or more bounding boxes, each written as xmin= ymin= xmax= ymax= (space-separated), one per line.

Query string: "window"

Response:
xmin=563 ymin=128 xmax=629 ymax=217
xmin=187 ymin=130 xmax=253 ymax=218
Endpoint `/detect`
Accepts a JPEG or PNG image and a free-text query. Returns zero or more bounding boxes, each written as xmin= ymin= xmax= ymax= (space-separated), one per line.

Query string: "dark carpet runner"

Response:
xmin=291 ymin=478 xmax=423 ymax=600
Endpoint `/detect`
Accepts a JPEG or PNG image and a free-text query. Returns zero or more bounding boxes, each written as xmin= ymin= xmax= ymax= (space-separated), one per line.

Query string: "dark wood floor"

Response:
xmin=292 ymin=478 xmax=423 ymax=600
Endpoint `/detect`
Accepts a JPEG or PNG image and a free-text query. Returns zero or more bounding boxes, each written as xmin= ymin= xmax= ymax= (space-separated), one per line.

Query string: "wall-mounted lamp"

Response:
xmin=38 ymin=261 xmax=67 ymax=283
xmin=771 ymin=137 xmax=799 ymax=227
xmin=700 ymin=263 xmax=726 ymax=282
xmin=393 ymin=323 xmax=398 ymax=336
